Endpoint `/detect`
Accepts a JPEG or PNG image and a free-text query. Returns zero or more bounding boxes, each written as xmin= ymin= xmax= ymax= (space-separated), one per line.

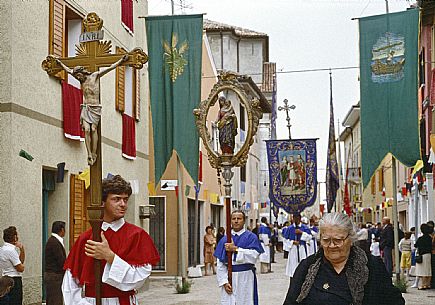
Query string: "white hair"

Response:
xmin=319 ymin=212 xmax=357 ymax=242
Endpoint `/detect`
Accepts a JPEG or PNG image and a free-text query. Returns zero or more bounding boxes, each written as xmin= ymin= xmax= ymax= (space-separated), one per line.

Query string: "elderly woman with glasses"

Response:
xmin=283 ymin=213 xmax=404 ymax=305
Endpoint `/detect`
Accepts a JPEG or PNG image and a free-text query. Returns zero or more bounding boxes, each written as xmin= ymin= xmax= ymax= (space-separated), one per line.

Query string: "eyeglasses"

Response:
xmin=320 ymin=234 xmax=349 ymax=247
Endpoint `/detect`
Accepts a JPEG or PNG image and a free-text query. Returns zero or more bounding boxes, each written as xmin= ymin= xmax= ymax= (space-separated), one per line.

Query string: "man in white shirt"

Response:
xmin=0 ymin=226 xmax=25 ymax=305
xmin=214 ymin=210 xmax=264 ymax=305
xmin=62 ymin=175 xmax=160 ymax=305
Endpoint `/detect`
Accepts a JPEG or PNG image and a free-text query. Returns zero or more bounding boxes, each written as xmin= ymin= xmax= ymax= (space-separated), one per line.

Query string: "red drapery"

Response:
xmin=122 ymin=113 xmax=136 ymax=159
xmin=62 ymin=81 xmax=84 ymax=140
xmin=121 ymin=0 xmax=134 ymax=33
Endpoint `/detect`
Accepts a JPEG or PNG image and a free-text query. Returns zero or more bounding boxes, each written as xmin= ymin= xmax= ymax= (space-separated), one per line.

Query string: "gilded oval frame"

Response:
xmin=194 ymin=72 xmax=263 ymax=169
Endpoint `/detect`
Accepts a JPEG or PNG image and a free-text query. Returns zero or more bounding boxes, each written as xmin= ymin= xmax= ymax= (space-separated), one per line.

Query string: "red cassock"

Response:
xmin=64 ymin=222 xmax=160 ymax=305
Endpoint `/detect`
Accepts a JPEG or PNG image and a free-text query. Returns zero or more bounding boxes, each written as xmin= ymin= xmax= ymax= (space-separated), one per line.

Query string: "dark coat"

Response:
xmin=380 ymin=224 xmax=394 ymax=250
xmin=44 ymin=236 xmax=66 ymax=274
xmin=283 ymin=247 xmax=404 ymax=305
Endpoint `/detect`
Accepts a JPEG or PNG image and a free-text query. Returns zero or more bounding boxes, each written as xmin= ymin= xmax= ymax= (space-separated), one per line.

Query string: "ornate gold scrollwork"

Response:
xmin=193 ymin=71 xmax=263 ymax=170
xmin=83 ymin=12 xmax=103 ymax=32
xmin=41 ymin=55 xmax=61 ymax=76
xmin=128 ymin=48 xmax=149 ymax=69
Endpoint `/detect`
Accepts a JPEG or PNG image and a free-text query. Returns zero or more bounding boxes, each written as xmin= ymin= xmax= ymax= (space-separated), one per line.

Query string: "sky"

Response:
xmin=148 ymin=0 xmax=412 ymax=201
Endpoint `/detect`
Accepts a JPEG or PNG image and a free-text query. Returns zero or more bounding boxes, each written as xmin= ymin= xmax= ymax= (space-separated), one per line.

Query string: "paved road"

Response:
xmin=139 ymin=253 xmax=435 ymax=305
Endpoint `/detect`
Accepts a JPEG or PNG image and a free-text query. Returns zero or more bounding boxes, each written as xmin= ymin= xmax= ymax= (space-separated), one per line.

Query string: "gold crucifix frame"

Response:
xmin=41 ymin=12 xmax=148 ymax=305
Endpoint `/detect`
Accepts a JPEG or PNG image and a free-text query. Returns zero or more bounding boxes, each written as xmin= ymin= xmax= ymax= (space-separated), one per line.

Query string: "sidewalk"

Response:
xmin=138 ymin=253 xmax=435 ymax=305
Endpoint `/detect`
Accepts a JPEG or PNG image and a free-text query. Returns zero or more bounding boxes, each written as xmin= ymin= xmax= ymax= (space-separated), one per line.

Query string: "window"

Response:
xmin=149 ymin=197 xmax=166 ymax=270
xmin=116 ymin=47 xmax=140 ymax=120
xmin=239 ymin=104 xmax=245 ymax=131
xmin=121 ymin=0 xmax=134 ymax=34
xmin=69 ymin=174 xmax=90 ymax=248
xmin=241 ymin=165 xmax=246 ymax=182
xmin=49 ymin=0 xmax=83 ymax=80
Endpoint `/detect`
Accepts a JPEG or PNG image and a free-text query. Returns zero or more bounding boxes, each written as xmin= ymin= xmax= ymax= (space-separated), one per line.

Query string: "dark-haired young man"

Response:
xmin=0 ymin=226 xmax=25 ymax=305
xmin=44 ymin=221 xmax=66 ymax=305
xmin=214 ymin=210 xmax=264 ymax=305
xmin=62 ymin=175 xmax=160 ymax=305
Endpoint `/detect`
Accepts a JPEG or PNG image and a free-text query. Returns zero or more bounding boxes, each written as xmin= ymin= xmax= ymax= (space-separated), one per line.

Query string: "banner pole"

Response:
xmin=222 ymin=164 xmax=234 ymax=286
xmin=391 ymin=156 xmax=400 ymax=282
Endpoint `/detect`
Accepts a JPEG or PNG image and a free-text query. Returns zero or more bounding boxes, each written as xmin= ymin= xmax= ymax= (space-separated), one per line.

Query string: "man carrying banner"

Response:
xmin=214 ymin=210 xmax=264 ymax=305
xmin=284 ymin=214 xmax=311 ymax=278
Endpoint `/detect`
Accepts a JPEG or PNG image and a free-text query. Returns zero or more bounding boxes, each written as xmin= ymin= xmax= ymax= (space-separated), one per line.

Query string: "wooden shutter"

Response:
xmin=133 ymin=69 xmax=140 ymax=121
xmin=49 ymin=0 xmax=65 ymax=79
xmin=116 ymin=47 xmax=126 ymax=112
xmin=378 ymin=168 xmax=384 ymax=192
xmin=371 ymin=176 xmax=376 ymax=195
xmin=69 ymin=174 xmax=90 ymax=248
xmin=49 ymin=0 xmax=64 ymax=57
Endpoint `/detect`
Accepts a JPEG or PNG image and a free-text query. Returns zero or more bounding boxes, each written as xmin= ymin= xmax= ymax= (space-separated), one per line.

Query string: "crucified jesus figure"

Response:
xmin=55 ymin=55 xmax=129 ymax=165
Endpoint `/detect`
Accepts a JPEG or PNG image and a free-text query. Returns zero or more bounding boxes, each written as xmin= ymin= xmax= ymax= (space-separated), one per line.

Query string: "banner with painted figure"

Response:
xmin=266 ymin=139 xmax=317 ymax=214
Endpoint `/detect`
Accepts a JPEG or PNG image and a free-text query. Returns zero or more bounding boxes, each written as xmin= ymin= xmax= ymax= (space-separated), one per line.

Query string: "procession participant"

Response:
xmin=258 ymin=217 xmax=271 ymax=273
xmin=62 ymin=175 xmax=160 ymax=305
xmin=308 ymin=217 xmax=319 ymax=255
xmin=214 ymin=210 xmax=264 ymax=305
xmin=283 ymin=212 xmax=405 ymax=305
xmin=282 ymin=221 xmax=290 ymax=259
xmin=284 ymin=214 xmax=311 ymax=278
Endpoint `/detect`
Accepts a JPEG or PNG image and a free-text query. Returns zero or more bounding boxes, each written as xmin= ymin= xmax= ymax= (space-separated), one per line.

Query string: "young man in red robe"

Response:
xmin=62 ymin=175 xmax=160 ymax=305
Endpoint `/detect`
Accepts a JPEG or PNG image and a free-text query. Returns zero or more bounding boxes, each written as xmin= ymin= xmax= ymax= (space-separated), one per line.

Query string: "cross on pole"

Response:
xmin=41 ymin=12 xmax=148 ymax=305
xmin=278 ymin=99 xmax=296 ymax=140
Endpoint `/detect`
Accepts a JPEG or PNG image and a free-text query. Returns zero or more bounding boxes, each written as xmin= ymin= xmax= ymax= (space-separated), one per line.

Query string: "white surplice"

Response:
xmin=285 ymin=231 xmax=311 ymax=277
xmin=216 ymin=229 xmax=261 ymax=305
xmin=258 ymin=224 xmax=270 ymax=263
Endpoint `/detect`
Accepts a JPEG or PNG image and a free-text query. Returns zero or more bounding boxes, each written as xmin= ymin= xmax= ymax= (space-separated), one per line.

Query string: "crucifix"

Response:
xmin=278 ymin=99 xmax=296 ymax=140
xmin=41 ymin=12 xmax=148 ymax=305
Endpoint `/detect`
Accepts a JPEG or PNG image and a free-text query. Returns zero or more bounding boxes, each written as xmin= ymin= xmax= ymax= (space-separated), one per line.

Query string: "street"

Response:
xmin=139 ymin=254 xmax=435 ymax=305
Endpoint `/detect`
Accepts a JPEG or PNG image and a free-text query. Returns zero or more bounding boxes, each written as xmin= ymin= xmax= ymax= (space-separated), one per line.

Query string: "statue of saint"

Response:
xmin=215 ymin=96 xmax=238 ymax=155
xmin=55 ymin=55 xmax=129 ymax=165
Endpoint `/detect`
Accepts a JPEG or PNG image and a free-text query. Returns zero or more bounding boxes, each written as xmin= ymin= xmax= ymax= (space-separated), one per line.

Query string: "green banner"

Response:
xmin=359 ymin=9 xmax=420 ymax=187
xmin=146 ymin=14 xmax=203 ymax=183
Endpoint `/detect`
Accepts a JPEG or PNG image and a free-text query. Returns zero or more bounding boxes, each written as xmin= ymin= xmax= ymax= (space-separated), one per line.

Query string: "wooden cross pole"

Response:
xmin=42 ymin=12 xmax=148 ymax=305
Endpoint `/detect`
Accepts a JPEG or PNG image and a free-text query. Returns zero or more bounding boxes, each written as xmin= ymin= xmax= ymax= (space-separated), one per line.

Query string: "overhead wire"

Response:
xmin=200 ymin=65 xmax=359 ymax=79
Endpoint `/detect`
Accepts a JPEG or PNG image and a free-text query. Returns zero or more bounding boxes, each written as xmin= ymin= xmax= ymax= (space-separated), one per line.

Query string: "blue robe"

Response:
xmin=214 ymin=230 xmax=263 ymax=263
xmin=284 ymin=223 xmax=311 ymax=277
xmin=214 ymin=230 xmax=264 ymax=305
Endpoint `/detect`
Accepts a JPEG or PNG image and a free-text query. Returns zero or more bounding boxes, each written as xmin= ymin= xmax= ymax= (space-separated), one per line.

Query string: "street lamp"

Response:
xmin=278 ymin=99 xmax=296 ymax=139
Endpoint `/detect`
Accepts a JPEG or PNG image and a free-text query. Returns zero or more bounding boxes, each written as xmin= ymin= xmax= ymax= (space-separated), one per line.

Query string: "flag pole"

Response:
xmin=336 ymin=118 xmax=343 ymax=213
xmin=391 ymin=156 xmax=400 ymax=282
xmin=383 ymin=0 xmax=400 ymax=282
xmin=177 ymin=155 xmax=188 ymax=284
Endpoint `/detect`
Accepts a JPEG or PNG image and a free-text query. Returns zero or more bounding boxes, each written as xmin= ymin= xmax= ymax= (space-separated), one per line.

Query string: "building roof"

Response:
xmin=342 ymin=102 xmax=360 ymax=128
xmin=238 ymin=75 xmax=272 ymax=113
xmin=204 ymin=19 xmax=268 ymax=38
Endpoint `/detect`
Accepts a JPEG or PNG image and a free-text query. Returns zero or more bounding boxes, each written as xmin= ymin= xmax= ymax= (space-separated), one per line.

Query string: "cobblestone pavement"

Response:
xmin=138 ymin=253 xmax=435 ymax=305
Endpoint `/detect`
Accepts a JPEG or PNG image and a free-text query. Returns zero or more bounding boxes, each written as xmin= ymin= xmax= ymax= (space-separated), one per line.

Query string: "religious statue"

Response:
xmin=215 ymin=96 xmax=238 ymax=155
xmin=54 ymin=54 xmax=129 ymax=165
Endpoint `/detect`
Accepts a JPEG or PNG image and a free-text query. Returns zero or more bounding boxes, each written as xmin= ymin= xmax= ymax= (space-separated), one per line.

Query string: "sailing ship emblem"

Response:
xmin=163 ymin=33 xmax=189 ymax=82
xmin=371 ymin=32 xmax=405 ymax=83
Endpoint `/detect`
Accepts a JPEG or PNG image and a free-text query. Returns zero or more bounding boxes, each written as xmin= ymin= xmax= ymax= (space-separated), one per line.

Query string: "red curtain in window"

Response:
xmin=121 ymin=0 xmax=133 ymax=33
xmin=122 ymin=113 xmax=136 ymax=159
xmin=62 ymin=81 xmax=84 ymax=141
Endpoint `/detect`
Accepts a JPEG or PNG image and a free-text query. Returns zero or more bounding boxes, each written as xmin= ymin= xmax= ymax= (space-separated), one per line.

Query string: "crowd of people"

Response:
xmin=210 ymin=213 xmax=435 ymax=305
xmin=1 ymin=177 xmax=434 ymax=305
